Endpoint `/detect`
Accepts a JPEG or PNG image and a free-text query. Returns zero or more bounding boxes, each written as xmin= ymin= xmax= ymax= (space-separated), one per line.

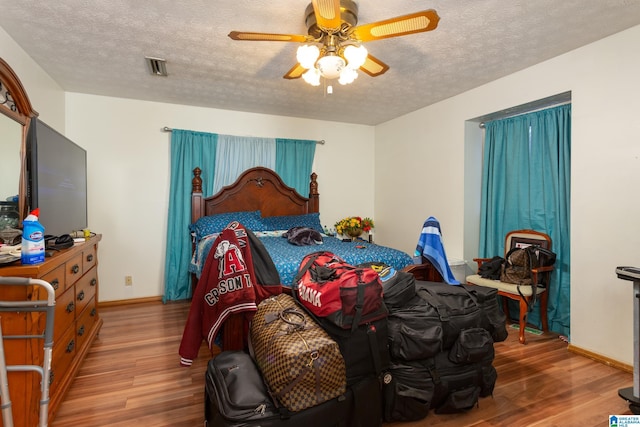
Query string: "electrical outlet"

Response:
xmin=125 ymin=276 xmax=133 ymax=286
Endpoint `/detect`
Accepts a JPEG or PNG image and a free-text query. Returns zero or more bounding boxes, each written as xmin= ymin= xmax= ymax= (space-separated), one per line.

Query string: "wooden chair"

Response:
xmin=466 ymin=230 xmax=554 ymax=344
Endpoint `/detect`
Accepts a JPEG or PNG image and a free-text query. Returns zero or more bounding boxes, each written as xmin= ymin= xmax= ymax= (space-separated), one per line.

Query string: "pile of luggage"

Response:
xmin=204 ymin=251 xmax=508 ymax=426
xmin=382 ymin=265 xmax=508 ymax=420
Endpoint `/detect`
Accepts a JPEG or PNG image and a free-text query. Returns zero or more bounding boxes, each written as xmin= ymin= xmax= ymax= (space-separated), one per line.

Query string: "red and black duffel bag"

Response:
xmin=293 ymin=251 xmax=387 ymax=331
xmin=293 ymin=251 xmax=390 ymax=385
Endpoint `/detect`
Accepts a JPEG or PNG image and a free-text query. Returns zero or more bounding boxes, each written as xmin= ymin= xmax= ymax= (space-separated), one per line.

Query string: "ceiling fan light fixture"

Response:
xmin=316 ymin=54 xmax=345 ymax=79
xmin=343 ymin=44 xmax=368 ymax=69
xmin=296 ymin=44 xmax=320 ymax=69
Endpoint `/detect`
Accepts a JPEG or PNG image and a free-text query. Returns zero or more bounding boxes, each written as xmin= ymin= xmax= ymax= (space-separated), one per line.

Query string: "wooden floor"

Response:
xmin=51 ymin=301 xmax=634 ymax=427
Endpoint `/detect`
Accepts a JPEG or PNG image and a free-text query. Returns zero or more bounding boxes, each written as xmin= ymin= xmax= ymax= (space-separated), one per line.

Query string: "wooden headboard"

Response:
xmin=191 ymin=166 xmax=320 ymax=223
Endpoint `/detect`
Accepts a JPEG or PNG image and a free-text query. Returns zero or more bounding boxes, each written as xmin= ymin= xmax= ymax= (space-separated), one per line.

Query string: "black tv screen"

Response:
xmin=27 ymin=119 xmax=88 ymax=237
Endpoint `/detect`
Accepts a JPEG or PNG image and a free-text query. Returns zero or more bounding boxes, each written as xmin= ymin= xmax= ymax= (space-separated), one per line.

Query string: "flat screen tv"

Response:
xmin=26 ymin=119 xmax=88 ymax=237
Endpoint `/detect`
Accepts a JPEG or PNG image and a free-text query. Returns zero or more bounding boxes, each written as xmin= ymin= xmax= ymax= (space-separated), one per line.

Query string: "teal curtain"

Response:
xmin=163 ymin=130 xmax=217 ymax=302
xmin=479 ymin=104 xmax=571 ymax=336
xmin=275 ymin=138 xmax=317 ymax=196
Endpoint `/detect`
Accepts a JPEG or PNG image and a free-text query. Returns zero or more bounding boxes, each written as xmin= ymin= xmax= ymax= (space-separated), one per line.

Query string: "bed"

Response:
xmin=187 ymin=166 xmax=440 ymax=351
xmin=189 ymin=166 xmax=431 ymax=288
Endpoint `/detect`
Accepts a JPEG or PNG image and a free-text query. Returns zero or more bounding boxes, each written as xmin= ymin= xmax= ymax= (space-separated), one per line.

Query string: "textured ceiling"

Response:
xmin=1 ymin=0 xmax=640 ymax=125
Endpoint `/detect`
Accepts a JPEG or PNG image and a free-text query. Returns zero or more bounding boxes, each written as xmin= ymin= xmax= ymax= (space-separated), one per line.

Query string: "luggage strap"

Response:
xmin=351 ymin=270 xmax=366 ymax=332
xmin=293 ymin=251 xmax=336 ymax=286
xmin=416 ymin=287 xmax=451 ymax=322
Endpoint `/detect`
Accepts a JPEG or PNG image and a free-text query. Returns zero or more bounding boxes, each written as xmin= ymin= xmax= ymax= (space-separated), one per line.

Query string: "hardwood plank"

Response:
xmin=51 ymin=301 xmax=633 ymax=427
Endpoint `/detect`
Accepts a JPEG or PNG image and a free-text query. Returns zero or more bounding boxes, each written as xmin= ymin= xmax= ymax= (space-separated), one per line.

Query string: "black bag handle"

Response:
xmin=279 ymin=307 xmax=307 ymax=330
xmin=416 ymin=286 xmax=451 ymax=322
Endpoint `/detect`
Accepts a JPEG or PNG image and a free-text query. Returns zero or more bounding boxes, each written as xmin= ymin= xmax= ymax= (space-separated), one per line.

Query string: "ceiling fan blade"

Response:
xmin=352 ymin=9 xmax=440 ymax=42
xmin=283 ymin=63 xmax=306 ymax=80
xmin=228 ymin=31 xmax=309 ymax=43
xmin=312 ymin=0 xmax=342 ymax=31
xmin=359 ymin=54 xmax=389 ymax=77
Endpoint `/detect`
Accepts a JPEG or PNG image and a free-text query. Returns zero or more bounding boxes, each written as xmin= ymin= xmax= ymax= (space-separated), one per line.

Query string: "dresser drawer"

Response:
xmin=83 ymin=244 xmax=97 ymax=272
xmin=41 ymin=264 xmax=66 ymax=298
xmin=75 ymin=268 xmax=97 ymax=320
xmin=76 ymin=297 xmax=97 ymax=351
xmin=54 ymin=286 xmax=76 ymax=343
xmin=65 ymin=253 xmax=84 ymax=288
xmin=50 ymin=325 xmax=76 ymax=397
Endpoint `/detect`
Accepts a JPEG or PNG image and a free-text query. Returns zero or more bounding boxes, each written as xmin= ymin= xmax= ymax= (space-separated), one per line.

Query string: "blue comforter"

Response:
xmin=190 ymin=231 xmax=413 ymax=288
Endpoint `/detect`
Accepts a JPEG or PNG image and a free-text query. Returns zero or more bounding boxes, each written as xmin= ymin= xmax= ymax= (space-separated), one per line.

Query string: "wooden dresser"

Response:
xmin=0 ymin=234 xmax=102 ymax=427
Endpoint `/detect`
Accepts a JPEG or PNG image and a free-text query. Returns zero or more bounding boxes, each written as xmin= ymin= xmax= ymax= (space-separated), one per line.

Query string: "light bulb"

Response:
xmin=296 ymin=45 xmax=320 ymax=69
xmin=344 ymin=44 xmax=368 ymax=69
xmin=302 ymin=68 xmax=321 ymax=86
xmin=338 ymin=67 xmax=358 ymax=85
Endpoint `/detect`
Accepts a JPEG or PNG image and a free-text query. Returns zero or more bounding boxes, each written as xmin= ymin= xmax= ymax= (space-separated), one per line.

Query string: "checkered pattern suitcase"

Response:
xmin=249 ymin=294 xmax=346 ymax=412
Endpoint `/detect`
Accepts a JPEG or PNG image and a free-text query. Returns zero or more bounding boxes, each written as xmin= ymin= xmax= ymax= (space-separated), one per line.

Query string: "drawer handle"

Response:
xmin=90 ymin=278 xmax=97 ymax=286
xmin=66 ymin=339 xmax=75 ymax=353
xmin=86 ymin=254 xmax=94 ymax=262
xmin=71 ymin=264 xmax=80 ymax=274
xmin=78 ymin=325 xmax=85 ymax=336
xmin=77 ymin=290 xmax=85 ymax=301
xmin=90 ymin=308 xmax=97 ymax=317
xmin=66 ymin=302 xmax=75 ymax=313
xmin=51 ymin=278 xmax=60 ymax=290
xmin=49 ymin=370 xmax=55 ymax=386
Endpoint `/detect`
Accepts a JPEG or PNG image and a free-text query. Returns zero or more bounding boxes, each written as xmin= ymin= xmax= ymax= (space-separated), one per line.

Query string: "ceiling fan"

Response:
xmin=228 ymin=0 xmax=439 ymax=87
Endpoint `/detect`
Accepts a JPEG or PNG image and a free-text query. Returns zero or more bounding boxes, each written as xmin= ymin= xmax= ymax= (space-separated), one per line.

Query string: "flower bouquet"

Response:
xmin=334 ymin=216 xmax=374 ymax=240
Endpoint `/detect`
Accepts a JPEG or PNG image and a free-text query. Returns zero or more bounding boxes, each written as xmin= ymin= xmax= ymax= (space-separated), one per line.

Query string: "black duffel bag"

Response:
xmin=415 ymin=281 xmax=508 ymax=347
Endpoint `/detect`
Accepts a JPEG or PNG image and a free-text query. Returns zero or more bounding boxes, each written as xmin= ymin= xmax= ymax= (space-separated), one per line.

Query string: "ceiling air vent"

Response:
xmin=145 ymin=56 xmax=168 ymax=76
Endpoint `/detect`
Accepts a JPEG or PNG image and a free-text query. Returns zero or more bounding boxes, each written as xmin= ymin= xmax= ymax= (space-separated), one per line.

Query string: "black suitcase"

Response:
xmin=314 ymin=315 xmax=390 ymax=385
xmin=205 ymin=350 xmax=382 ymax=427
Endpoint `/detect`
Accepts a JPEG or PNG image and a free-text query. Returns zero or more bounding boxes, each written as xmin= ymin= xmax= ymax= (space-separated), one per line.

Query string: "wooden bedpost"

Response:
xmin=309 ymin=172 xmax=319 ymax=213
xmin=191 ymin=167 xmax=203 ymax=223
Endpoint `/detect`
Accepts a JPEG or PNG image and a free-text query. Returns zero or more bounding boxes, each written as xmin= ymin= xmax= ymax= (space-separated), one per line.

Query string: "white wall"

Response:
xmin=375 ymin=25 xmax=640 ymax=365
xmin=64 ymin=94 xmax=375 ymax=302
xmin=0 ymin=27 xmax=65 ymax=130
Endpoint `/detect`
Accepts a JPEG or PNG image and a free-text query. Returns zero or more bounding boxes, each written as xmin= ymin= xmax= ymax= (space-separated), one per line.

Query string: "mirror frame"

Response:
xmin=0 ymin=57 xmax=38 ymax=225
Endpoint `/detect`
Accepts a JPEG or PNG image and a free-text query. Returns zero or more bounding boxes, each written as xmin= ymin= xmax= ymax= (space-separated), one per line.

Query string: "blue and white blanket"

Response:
xmin=415 ymin=216 xmax=460 ymax=284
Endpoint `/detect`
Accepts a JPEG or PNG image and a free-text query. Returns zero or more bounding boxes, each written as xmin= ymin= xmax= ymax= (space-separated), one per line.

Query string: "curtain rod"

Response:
xmin=161 ymin=126 xmax=325 ymax=144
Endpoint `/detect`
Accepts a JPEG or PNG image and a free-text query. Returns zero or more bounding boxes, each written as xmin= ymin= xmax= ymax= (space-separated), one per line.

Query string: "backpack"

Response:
xmin=500 ymin=245 xmax=556 ymax=311
xmin=500 ymin=245 xmax=556 ymax=286
xmin=500 ymin=247 xmax=538 ymax=286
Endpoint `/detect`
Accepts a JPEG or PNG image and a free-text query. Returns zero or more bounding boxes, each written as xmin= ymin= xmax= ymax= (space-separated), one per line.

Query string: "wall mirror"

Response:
xmin=0 ymin=57 xmax=38 ymax=228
